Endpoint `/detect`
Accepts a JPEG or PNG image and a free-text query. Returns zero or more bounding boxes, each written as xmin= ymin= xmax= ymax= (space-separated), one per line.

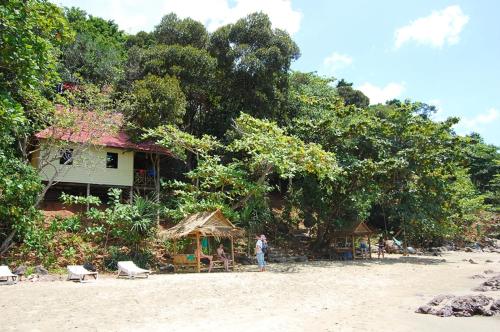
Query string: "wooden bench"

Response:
xmin=172 ymin=254 xmax=234 ymax=272
xmin=172 ymin=254 xmax=200 ymax=272
xmin=212 ymin=258 xmax=234 ymax=271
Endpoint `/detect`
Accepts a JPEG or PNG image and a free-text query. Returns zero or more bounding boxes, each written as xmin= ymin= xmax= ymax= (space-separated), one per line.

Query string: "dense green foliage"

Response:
xmin=59 ymin=7 xmax=126 ymax=84
xmin=0 ymin=0 xmax=70 ymax=256
xmin=1 ymin=1 xmax=498 ymax=266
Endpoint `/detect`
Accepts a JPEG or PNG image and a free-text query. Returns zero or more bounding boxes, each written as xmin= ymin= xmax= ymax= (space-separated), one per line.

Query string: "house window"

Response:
xmin=59 ymin=148 xmax=74 ymax=165
xmin=106 ymin=152 xmax=118 ymax=169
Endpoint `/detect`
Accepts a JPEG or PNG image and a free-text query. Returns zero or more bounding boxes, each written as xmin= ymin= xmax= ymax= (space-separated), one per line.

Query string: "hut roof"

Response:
xmin=35 ymin=106 xmax=171 ymax=155
xmin=333 ymin=220 xmax=373 ymax=236
xmin=159 ymin=210 xmax=243 ymax=239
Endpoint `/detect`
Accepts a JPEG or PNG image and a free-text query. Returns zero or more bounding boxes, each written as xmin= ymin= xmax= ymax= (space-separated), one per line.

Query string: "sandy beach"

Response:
xmin=1 ymin=251 xmax=499 ymax=332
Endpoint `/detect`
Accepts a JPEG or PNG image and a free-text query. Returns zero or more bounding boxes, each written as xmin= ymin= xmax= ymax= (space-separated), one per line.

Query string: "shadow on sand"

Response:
xmin=236 ymin=255 xmax=448 ymax=274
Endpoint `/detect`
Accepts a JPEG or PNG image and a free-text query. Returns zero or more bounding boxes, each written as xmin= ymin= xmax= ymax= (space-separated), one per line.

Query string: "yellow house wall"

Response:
xmin=37 ymin=143 xmax=134 ymax=186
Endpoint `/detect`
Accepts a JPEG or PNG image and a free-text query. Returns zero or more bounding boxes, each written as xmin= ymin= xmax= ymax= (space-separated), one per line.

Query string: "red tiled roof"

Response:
xmin=35 ymin=107 xmax=171 ymax=155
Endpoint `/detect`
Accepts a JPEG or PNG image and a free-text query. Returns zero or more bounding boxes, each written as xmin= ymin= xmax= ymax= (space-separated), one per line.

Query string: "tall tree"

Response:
xmin=208 ymin=12 xmax=300 ymax=136
xmin=59 ymin=7 xmax=126 ymax=85
xmin=461 ymin=133 xmax=499 ymax=193
xmin=124 ymin=74 xmax=187 ymax=137
xmin=0 ymin=0 xmax=72 ymax=255
xmin=336 ymin=79 xmax=369 ymax=108
xmin=154 ymin=13 xmax=208 ymax=48
xmin=283 ymin=72 xmax=483 ymax=247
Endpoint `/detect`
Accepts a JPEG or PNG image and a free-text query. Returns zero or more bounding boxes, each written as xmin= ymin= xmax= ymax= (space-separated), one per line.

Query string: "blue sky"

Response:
xmin=51 ymin=0 xmax=500 ymax=145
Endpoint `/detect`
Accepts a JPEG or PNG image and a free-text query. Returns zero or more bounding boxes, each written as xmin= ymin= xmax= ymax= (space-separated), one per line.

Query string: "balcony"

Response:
xmin=133 ymin=169 xmax=156 ymax=188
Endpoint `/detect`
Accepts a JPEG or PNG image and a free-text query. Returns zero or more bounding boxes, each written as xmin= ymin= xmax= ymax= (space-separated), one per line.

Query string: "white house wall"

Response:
xmin=37 ymin=143 xmax=134 ymax=186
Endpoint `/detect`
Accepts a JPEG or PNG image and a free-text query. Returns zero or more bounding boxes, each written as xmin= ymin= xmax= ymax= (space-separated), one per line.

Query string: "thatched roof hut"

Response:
xmin=160 ymin=210 xmax=243 ymax=273
xmin=159 ymin=210 xmax=243 ymax=239
xmin=333 ymin=220 xmax=373 ymax=237
xmin=332 ymin=220 xmax=374 ymax=260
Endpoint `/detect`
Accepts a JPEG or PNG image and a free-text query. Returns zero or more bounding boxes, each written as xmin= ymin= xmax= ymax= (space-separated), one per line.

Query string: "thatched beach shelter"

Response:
xmin=331 ymin=220 xmax=374 ymax=259
xmin=160 ymin=210 xmax=243 ymax=272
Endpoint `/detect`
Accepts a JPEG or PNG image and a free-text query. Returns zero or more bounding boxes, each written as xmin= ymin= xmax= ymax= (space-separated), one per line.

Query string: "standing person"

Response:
xmin=261 ymin=234 xmax=268 ymax=260
xmin=360 ymin=236 xmax=368 ymax=259
xmin=377 ymin=237 xmax=385 ymax=259
xmin=255 ymin=235 xmax=266 ymax=272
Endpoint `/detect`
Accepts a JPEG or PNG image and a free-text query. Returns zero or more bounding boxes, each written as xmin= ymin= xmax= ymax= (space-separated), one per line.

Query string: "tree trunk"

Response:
xmin=232 ymin=163 xmax=272 ymax=210
xmin=0 ymin=229 xmax=16 ymax=256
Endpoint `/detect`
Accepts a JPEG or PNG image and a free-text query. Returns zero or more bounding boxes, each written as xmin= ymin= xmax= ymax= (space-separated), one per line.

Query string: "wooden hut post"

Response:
xmin=351 ymin=235 xmax=355 ymax=260
xmin=86 ymin=183 xmax=90 ymax=211
xmin=368 ymin=234 xmax=372 ymax=259
xmin=230 ymin=236 xmax=235 ymax=271
xmin=196 ymin=232 xmax=201 ymax=273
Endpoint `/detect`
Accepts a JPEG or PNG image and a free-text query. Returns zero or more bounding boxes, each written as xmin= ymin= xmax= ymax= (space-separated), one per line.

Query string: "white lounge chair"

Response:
xmin=67 ymin=265 xmax=98 ymax=282
xmin=117 ymin=261 xmax=151 ymax=279
xmin=0 ymin=265 xmax=18 ymax=285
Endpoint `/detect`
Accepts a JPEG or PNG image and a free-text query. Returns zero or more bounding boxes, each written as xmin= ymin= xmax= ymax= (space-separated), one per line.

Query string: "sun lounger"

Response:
xmin=0 ymin=265 xmax=18 ymax=285
xmin=117 ymin=261 xmax=151 ymax=279
xmin=67 ymin=265 xmax=98 ymax=282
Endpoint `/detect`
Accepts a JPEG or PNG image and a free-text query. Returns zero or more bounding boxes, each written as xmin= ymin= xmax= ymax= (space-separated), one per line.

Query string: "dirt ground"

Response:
xmin=1 ymin=251 xmax=499 ymax=332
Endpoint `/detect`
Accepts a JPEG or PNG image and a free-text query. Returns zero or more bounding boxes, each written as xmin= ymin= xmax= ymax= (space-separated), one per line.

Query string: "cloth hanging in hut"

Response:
xmin=201 ymin=237 xmax=209 ymax=249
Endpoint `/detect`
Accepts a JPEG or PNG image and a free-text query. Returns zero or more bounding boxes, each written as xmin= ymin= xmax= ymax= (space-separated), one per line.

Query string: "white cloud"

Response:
xmin=428 ymin=99 xmax=447 ymax=121
xmin=455 ymin=108 xmax=500 ymax=133
xmin=395 ymin=5 xmax=469 ymax=48
xmin=357 ymin=82 xmax=405 ymax=105
xmin=51 ymin=0 xmax=302 ymax=34
xmin=165 ymin=0 xmax=302 ymax=34
xmin=323 ymin=52 xmax=353 ymax=73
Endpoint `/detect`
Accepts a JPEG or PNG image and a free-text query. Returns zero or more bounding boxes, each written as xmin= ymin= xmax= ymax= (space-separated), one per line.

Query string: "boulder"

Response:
xmin=415 ymin=305 xmax=432 ymax=314
xmin=236 ymin=256 xmax=253 ymax=265
xmin=435 ymin=306 xmax=453 ymax=317
xmin=417 ymin=294 xmax=496 ymax=317
xmin=35 ymin=265 xmax=48 ymax=275
xmin=294 ymin=255 xmax=308 ymax=263
xmin=450 ymin=295 xmax=492 ymax=313
xmin=83 ymin=262 xmax=96 ymax=272
xmin=159 ymin=264 xmax=175 ymax=273
xmin=12 ymin=265 xmax=27 ymax=276
xmin=427 ymin=294 xmax=455 ymax=306
xmin=490 ymin=299 xmax=500 ymax=311
xmin=474 ymin=274 xmax=500 ymax=291
xmin=444 ymin=244 xmax=455 ymax=251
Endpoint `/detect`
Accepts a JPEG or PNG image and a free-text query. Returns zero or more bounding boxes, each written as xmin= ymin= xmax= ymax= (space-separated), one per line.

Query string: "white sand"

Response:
xmin=1 ymin=251 xmax=499 ymax=332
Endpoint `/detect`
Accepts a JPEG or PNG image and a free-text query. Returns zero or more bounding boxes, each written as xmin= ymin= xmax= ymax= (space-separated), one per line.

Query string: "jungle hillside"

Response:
xmin=1 ymin=1 xmax=499 ymax=269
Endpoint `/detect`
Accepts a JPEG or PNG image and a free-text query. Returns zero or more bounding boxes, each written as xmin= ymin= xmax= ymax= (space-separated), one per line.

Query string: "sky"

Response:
xmin=50 ymin=0 xmax=500 ymax=145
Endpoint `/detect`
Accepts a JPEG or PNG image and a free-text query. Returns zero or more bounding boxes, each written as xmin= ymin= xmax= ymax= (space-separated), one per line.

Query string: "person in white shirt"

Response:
xmin=255 ymin=234 xmax=266 ymax=272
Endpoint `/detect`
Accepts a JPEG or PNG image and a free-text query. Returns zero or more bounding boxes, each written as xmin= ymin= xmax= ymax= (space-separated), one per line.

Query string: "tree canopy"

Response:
xmin=0 ymin=2 xmax=498 ymax=264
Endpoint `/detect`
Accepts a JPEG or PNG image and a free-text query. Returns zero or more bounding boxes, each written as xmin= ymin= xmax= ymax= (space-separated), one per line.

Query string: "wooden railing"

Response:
xmin=133 ymin=169 xmax=155 ymax=187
